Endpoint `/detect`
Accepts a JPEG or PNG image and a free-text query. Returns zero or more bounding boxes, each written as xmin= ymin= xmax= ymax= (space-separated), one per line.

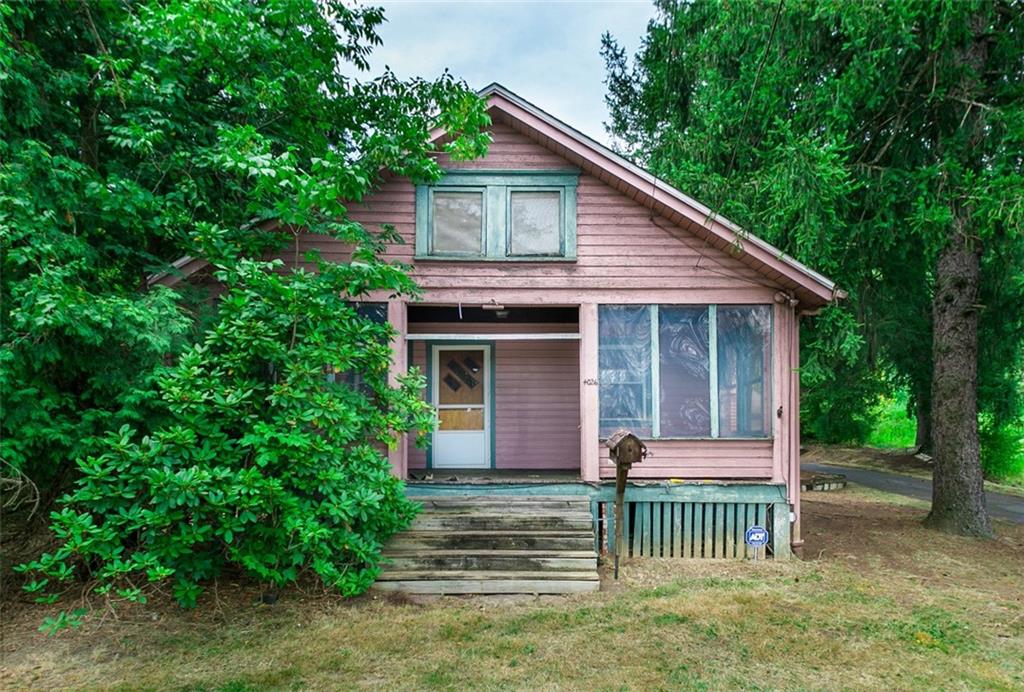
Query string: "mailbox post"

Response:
xmin=605 ymin=429 xmax=647 ymax=579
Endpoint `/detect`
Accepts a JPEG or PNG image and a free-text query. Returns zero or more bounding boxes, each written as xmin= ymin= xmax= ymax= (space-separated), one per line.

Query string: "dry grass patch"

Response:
xmin=3 ymin=487 xmax=1023 ymax=691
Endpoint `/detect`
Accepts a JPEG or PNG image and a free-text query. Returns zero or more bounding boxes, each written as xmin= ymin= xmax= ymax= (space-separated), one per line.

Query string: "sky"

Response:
xmin=353 ymin=1 xmax=658 ymax=145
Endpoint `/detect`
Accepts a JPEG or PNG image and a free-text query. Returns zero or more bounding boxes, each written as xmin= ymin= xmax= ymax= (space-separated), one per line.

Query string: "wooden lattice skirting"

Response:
xmin=594 ymin=501 xmax=778 ymax=559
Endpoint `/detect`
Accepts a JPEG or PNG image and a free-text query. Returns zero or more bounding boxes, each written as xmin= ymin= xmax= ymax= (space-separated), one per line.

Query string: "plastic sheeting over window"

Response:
xmin=598 ymin=305 xmax=772 ymax=439
xmin=598 ymin=305 xmax=652 ymax=437
xmin=659 ymin=307 xmax=711 ymax=436
xmin=717 ymin=306 xmax=772 ymax=438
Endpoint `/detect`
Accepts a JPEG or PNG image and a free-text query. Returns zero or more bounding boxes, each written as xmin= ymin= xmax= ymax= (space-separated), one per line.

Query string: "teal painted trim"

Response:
xmin=424 ymin=340 xmax=497 ymax=470
xmin=486 ymin=185 xmax=504 ymax=258
xmin=415 ymin=171 xmax=580 ymax=261
xmin=709 ymin=305 xmax=720 ymax=439
xmin=771 ymin=501 xmax=792 ymax=559
xmin=650 ymin=305 xmax=661 ymax=438
xmin=413 ymin=255 xmax=578 ymax=264
xmin=424 ymin=186 xmax=486 ymax=257
xmin=438 ymin=170 xmax=580 ymax=187
xmin=563 ymin=184 xmax=577 ymax=260
xmin=414 ymin=185 xmax=429 ymax=257
xmin=424 ymin=340 xmax=433 ymax=470
xmin=503 ymin=186 xmax=569 ymax=259
xmin=404 ymin=481 xmax=788 ymax=504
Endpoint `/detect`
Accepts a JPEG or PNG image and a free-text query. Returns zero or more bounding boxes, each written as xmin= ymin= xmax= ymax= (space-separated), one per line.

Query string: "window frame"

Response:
xmin=505 ymin=186 xmax=567 ymax=258
xmin=597 ymin=304 xmax=774 ymax=441
xmin=415 ymin=170 xmax=578 ymax=261
xmin=426 ymin=186 xmax=487 ymax=257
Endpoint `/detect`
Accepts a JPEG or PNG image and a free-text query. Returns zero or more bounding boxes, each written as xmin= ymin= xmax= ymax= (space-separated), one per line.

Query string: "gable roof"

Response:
xmin=465 ymin=83 xmax=843 ymax=308
xmin=153 ymin=83 xmax=843 ymax=307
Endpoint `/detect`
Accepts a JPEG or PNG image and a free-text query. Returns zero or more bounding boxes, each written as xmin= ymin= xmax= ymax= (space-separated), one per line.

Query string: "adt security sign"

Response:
xmin=744 ymin=525 xmax=769 ymax=546
xmin=745 ymin=525 xmax=769 ymax=559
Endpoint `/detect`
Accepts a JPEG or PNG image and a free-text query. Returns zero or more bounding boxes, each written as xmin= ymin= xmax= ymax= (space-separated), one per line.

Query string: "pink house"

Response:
xmin=162 ymin=85 xmax=843 ymax=591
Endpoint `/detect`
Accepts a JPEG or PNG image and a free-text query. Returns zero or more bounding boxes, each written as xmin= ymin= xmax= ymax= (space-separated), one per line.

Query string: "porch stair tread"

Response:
xmin=378 ymin=570 xmax=599 ymax=581
xmin=375 ymin=494 xmax=601 ymax=596
xmin=409 ymin=495 xmax=591 ymax=504
xmin=373 ymin=579 xmax=600 ymax=595
xmin=384 ymin=549 xmax=596 ymax=558
xmin=409 ymin=498 xmax=590 ymax=510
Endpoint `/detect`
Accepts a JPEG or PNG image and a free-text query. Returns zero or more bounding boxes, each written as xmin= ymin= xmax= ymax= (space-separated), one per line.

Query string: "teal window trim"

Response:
xmin=649 ymin=305 xmax=661 ymax=438
xmin=420 ymin=186 xmax=487 ymax=258
xmin=598 ymin=304 xmax=773 ymax=441
xmin=424 ymin=340 xmax=497 ymax=470
xmin=709 ymin=305 xmax=720 ymax=438
xmin=415 ymin=169 xmax=579 ymax=261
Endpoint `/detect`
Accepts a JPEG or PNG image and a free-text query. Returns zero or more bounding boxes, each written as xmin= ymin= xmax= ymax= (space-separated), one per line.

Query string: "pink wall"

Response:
xmin=598 ymin=440 xmax=773 ymax=480
xmin=276 ymin=120 xmax=796 ymax=483
xmin=291 ymin=122 xmax=780 ymax=306
xmin=407 ymin=322 xmax=580 ymax=471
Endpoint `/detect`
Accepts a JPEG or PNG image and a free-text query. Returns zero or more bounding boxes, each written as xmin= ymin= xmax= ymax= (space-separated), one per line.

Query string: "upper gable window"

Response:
xmin=416 ymin=171 xmax=578 ymax=261
xmin=432 ymin=191 xmax=484 ymax=255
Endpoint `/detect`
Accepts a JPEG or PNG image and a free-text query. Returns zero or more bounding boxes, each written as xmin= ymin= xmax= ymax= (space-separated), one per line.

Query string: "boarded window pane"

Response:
xmin=598 ymin=305 xmax=652 ymax=437
xmin=433 ymin=191 xmax=483 ymax=254
xmin=510 ymin=191 xmax=561 ymax=255
xmin=659 ymin=307 xmax=711 ymax=436
xmin=717 ymin=306 xmax=772 ymax=438
xmin=439 ymin=408 xmax=484 ymax=431
xmin=438 ymin=349 xmax=485 ymax=406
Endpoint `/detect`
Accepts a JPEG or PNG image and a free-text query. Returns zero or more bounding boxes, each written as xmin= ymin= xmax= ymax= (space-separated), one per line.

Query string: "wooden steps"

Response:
xmin=375 ymin=495 xmax=600 ymax=595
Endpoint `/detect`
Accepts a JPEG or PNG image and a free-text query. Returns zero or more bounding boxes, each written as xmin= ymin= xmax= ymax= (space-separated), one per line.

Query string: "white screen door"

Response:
xmin=432 ymin=345 xmax=491 ymax=468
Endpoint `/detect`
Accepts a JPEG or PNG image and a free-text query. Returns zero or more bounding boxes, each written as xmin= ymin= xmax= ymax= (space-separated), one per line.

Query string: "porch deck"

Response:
xmin=401 ymin=478 xmax=791 ymax=557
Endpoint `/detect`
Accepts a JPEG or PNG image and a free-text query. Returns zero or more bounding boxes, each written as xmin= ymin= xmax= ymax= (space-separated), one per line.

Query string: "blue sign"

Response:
xmin=744 ymin=525 xmax=769 ymax=547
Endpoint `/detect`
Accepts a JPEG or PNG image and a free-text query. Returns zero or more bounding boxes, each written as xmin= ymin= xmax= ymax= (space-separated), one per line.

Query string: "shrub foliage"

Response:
xmin=4 ymin=0 xmax=490 ymax=627
xmin=20 ymin=247 xmax=434 ymax=611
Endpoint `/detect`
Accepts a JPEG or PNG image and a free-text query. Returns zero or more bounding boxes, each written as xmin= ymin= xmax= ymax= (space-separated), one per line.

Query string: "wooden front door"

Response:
xmin=431 ymin=345 xmax=491 ymax=468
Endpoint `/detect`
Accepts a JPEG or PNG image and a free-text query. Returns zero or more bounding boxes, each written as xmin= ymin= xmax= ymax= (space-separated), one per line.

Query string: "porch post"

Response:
xmin=387 ymin=299 xmax=408 ymax=479
xmin=790 ymin=313 xmax=803 ymax=555
xmin=771 ymin=302 xmax=789 ymax=484
xmin=580 ymin=303 xmax=600 ymax=482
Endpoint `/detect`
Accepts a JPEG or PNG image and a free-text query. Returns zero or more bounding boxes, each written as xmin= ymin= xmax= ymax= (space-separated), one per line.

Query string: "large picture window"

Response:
xmin=598 ymin=305 xmax=772 ymax=439
xmin=416 ymin=171 xmax=578 ymax=260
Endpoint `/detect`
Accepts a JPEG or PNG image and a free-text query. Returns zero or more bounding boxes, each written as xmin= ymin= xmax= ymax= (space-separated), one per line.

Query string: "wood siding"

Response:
xmin=280 ymin=121 xmax=792 ymax=482
xmin=334 ymin=122 xmax=781 ymax=305
xmin=598 ymin=439 xmax=773 ymax=480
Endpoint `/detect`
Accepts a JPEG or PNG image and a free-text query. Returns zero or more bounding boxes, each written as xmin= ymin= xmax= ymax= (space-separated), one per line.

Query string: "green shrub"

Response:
xmin=979 ymin=416 xmax=1024 ymax=482
xmin=18 ymin=253 xmax=435 ymax=616
xmin=866 ymin=389 xmax=917 ymax=449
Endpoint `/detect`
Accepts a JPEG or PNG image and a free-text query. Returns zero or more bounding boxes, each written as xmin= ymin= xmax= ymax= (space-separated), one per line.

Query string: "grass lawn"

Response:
xmin=3 ymin=486 xmax=1023 ymax=691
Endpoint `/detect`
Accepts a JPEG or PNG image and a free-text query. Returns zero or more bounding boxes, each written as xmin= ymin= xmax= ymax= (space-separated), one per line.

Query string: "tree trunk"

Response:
xmin=924 ymin=229 xmax=990 ymax=536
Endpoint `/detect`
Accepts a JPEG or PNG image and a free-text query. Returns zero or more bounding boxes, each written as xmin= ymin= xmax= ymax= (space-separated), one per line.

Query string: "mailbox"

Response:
xmin=604 ymin=429 xmax=647 ymax=579
xmin=605 ymin=429 xmax=647 ymax=468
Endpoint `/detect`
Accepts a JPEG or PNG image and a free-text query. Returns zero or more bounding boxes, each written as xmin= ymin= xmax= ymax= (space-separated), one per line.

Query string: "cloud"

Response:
xmin=349 ymin=1 xmax=656 ymax=144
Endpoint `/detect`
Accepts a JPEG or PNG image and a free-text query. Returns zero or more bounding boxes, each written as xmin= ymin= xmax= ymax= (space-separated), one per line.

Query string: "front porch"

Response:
xmin=406 ymin=478 xmax=793 ymax=561
xmin=377 ymin=478 xmax=791 ymax=595
xmin=401 ymin=304 xmax=585 ymax=476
